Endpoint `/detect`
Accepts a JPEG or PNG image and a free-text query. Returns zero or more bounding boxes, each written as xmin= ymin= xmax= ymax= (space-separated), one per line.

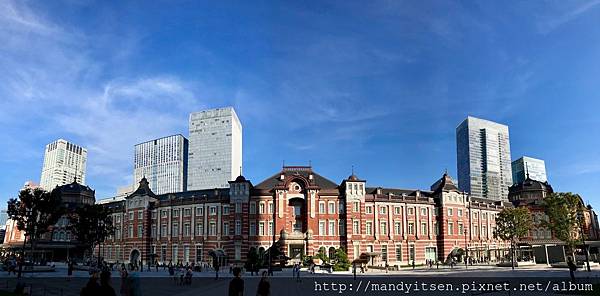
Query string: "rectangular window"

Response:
xmin=161 ymin=225 xmax=167 ymax=237
xmin=184 ymin=223 xmax=191 ymax=236
xmin=434 ymin=222 xmax=439 ymax=236
xmin=353 ymin=220 xmax=360 ymax=234
xmin=235 ymin=220 xmax=241 ymax=235
xmin=268 ymin=221 xmax=273 ymax=235
xmin=380 ymin=221 xmax=387 ymax=235
xmin=319 ymin=202 xmax=325 ymax=214
xmin=161 ymin=210 xmax=167 ymax=218
xmin=448 ymin=208 xmax=453 ymax=216
xmin=223 ymin=205 xmax=230 ymax=215
xmin=396 ymin=246 xmax=402 ymax=261
xmin=408 ymin=222 xmax=414 ymax=235
xmin=268 ymin=202 xmax=274 ymax=214
xmin=319 ymin=221 xmax=325 ymax=236
xmin=172 ymin=245 xmax=178 ymax=262
xmin=458 ymin=223 xmax=464 ymax=235
xmin=328 ymin=202 xmax=336 ymax=214
xmin=184 ymin=208 xmax=191 ymax=217
xmin=209 ymin=222 xmax=216 ymax=236
xmin=235 ymin=202 xmax=242 ymax=213
xmin=394 ymin=222 xmax=401 ymax=235
xmin=184 ymin=246 xmax=190 ymax=263
xmin=151 ymin=225 xmax=156 ymax=238
xmin=129 ymin=225 xmax=133 ymax=238
xmin=448 ymin=222 xmax=454 ymax=235
xmin=328 ymin=221 xmax=335 ymax=236
xmin=249 ymin=221 xmax=256 ymax=236
xmin=353 ymin=202 xmax=360 ymax=212
xmin=366 ymin=206 xmax=373 ymax=214
xmin=366 ymin=222 xmax=373 ymax=235
xmin=407 ymin=207 xmax=414 ymax=215
xmin=210 ymin=206 xmax=217 ymax=215
xmin=381 ymin=245 xmax=388 ymax=262
xmin=420 ymin=222 xmax=427 ymax=235
xmin=394 ymin=207 xmax=401 ymax=215
xmin=173 ymin=209 xmax=179 ymax=217
xmin=249 ymin=202 xmax=256 ymax=214
xmin=458 ymin=209 xmax=463 ymax=217
xmin=339 ymin=220 xmax=345 ymax=236
xmin=259 ymin=222 xmax=265 ymax=236
xmin=420 ymin=208 xmax=426 ymax=216
xmin=129 ymin=212 xmax=134 ymax=221
xmin=223 ymin=222 xmax=229 ymax=236
xmin=137 ymin=225 xmax=143 ymax=238
xmin=195 ymin=207 xmax=203 ymax=216
xmin=138 ymin=210 xmax=143 ymax=219
xmin=172 ymin=223 xmax=179 ymax=236
xmin=259 ymin=203 xmax=265 ymax=214
xmin=380 ymin=206 xmax=387 ymax=215
xmin=196 ymin=223 xmax=204 ymax=236
xmin=151 ymin=211 xmax=157 ymax=219
xmin=196 ymin=246 xmax=203 ymax=262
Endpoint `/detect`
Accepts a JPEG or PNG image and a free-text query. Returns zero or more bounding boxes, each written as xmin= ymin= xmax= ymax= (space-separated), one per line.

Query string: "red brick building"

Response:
xmin=99 ymin=166 xmax=516 ymax=267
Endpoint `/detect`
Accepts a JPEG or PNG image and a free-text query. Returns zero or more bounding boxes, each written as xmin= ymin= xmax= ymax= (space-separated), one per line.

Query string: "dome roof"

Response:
xmin=234 ymin=175 xmax=247 ymax=182
xmin=347 ymin=174 xmax=359 ymax=181
xmin=509 ymin=177 xmax=553 ymax=194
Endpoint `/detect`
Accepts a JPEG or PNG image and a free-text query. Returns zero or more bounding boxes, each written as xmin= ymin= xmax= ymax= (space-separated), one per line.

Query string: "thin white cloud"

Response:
xmin=537 ymin=0 xmax=600 ymax=34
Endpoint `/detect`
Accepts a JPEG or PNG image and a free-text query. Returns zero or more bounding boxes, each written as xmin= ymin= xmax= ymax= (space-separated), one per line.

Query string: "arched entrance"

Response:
xmin=130 ymin=249 xmax=140 ymax=264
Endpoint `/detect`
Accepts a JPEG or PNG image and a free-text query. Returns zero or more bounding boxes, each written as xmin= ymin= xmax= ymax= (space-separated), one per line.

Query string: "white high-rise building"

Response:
xmin=134 ymin=134 xmax=188 ymax=195
xmin=40 ymin=139 xmax=87 ymax=191
xmin=456 ymin=116 xmax=513 ymax=201
xmin=188 ymin=107 xmax=242 ymax=190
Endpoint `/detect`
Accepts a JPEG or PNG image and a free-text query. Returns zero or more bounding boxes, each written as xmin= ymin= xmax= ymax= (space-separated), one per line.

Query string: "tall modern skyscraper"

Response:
xmin=188 ymin=107 xmax=242 ymax=190
xmin=134 ymin=134 xmax=188 ymax=195
xmin=40 ymin=139 xmax=87 ymax=191
xmin=456 ymin=116 xmax=513 ymax=201
xmin=512 ymin=156 xmax=547 ymax=184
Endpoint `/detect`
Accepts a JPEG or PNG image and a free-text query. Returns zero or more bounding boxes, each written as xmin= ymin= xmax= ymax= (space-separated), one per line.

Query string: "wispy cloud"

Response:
xmin=537 ymin=0 xmax=600 ymax=34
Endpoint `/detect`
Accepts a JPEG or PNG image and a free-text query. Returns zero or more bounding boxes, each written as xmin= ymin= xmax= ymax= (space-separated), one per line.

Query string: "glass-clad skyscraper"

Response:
xmin=456 ymin=116 xmax=513 ymax=201
xmin=134 ymin=134 xmax=188 ymax=195
xmin=512 ymin=156 xmax=547 ymax=184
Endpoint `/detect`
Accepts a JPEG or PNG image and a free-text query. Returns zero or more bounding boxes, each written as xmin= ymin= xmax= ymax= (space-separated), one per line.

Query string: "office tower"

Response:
xmin=188 ymin=107 xmax=242 ymax=190
xmin=134 ymin=134 xmax=188 ymax=195
xmin=512 ymin=156 xmax=547 ymax=184
xmin=456 ymin=116 xmax=513 ymax=201
xmin=40 ymin=139 xmax=87 ymax=191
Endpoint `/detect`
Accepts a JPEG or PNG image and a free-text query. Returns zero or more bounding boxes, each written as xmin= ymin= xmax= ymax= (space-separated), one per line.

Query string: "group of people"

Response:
xmin=228 ymin=268 xmax=271 ymax=296
xmin=80 ymin=270 xmax=119 ymax=296
xmin=169 ymin=264 xmax=194 ymax=285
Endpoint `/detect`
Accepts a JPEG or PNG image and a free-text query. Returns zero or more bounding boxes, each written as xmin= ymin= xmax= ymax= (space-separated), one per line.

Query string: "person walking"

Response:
xmin=228 ymin=267 xmax=244 ymax=296
xmin=567 ymin=257 xmax=577 ymax=283
xmin=67 ymin=260 xmax=74 ymax=281
xmin=119 ymin=267 xmax=129 ymax=296
xmin=99 ymin=270 xmax=117 ymax=296
xmin=80 ymin=272 xmax=101 ymax=296
xmin=256 ymin=271 xmax=270 ymax=296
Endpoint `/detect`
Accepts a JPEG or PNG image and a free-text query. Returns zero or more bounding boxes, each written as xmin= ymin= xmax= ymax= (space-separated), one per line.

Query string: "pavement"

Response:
xmin=0 ymin=265 xmax=599 ymax=295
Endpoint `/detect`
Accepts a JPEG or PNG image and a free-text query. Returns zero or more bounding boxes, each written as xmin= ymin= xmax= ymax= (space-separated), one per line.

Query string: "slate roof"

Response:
xmin=253 ymin=166 xmax=339 ymax=190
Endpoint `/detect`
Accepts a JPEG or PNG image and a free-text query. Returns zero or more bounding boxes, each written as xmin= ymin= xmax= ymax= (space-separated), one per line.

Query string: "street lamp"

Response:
xmin=577 ymin=211 xmax=591 ymax=272
xmin=464 ymin=228 xmax=468 ymax=269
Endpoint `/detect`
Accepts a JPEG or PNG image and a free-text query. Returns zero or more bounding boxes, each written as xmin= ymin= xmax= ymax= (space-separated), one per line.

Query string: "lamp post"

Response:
xmin=464 ymin=228 xmax=468 ymax=269
xmin=577 ymin=211 xmax=591 ymax=272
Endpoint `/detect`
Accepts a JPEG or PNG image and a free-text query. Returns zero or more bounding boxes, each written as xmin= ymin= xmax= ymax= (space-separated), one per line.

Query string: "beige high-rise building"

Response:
xmin=40 ymin=139 xmax=87 ymax=191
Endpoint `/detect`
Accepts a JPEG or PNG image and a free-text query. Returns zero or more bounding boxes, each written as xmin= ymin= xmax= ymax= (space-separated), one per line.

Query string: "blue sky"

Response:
xmin=1 ymin=1 xmax=599 ymax=208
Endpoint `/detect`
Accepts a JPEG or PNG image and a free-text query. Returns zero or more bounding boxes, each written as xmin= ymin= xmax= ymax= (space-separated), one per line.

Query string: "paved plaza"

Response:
xmin=0 ymin=264 xmax=599 ymax=295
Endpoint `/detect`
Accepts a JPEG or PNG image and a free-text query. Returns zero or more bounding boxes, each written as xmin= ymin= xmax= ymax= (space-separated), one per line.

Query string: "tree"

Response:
xmin=332 ymin=248 xmax=351 ymax=271
xmin=6 ymin=188 xmax=64 ymax=261
xmin=543 ymin=192 xmax=585 ymax=260
xmin=493 ymin=207 xmax=532 ymax=270
xmin=315 ymin=247 xmax=329 ymax=264
xmin=68 ymin=204 xmax=115 ymax=263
